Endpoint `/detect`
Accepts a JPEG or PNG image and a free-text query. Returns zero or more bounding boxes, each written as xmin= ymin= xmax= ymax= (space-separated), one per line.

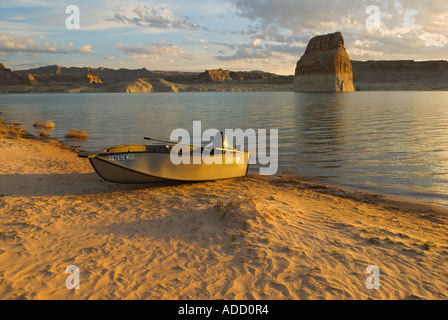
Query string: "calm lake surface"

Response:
xmin=1 ymin=91 xmax=448 ymax=208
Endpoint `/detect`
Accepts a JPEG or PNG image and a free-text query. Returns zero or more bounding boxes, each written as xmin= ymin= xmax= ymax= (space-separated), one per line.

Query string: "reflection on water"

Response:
xmin=294 ymin=93 xmax=349 ymax=170
xmin=291 ymin=92 xmax=448 ymax=207
xmin=1 ymin=91 xmax=448 ymax=207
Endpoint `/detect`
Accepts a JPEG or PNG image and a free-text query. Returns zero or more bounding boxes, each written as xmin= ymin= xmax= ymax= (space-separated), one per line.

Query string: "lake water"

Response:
xmin=1 ymin=91 xmax=448 ymax=208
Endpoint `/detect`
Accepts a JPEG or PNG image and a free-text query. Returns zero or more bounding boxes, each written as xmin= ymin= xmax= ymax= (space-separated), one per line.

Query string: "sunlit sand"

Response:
xmin=1 ymin=122 xmax=447 ymax=299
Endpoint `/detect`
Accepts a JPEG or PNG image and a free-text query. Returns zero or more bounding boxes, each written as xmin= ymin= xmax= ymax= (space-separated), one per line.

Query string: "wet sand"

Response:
xmin=0 ymin=121 xmax=447 ymax=299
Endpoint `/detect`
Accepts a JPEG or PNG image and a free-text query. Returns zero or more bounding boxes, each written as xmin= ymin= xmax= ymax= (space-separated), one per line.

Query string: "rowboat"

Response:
xmin=78 ymin=136 xmax=251 ymax=183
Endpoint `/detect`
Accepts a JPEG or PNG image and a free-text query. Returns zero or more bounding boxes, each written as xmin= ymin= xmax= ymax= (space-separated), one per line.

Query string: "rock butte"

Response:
xmin=294 ymin=31 xmax=355 ymax=92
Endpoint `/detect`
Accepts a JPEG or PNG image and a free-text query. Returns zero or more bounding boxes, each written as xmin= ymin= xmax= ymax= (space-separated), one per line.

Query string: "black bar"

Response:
xmin=1 ymin=300 xmax=445 ymax=318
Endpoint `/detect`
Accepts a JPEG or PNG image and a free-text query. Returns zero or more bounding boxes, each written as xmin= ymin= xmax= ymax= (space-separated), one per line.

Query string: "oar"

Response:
xmin=144 ymin=137 xmax=198 ymax=149
xmin=143 ymin=137 xmax=244 ymax=153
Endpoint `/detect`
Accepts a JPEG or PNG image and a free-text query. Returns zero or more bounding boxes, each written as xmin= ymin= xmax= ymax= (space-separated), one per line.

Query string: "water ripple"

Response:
xmin=1 ymin=91 xmax=448 ymax=207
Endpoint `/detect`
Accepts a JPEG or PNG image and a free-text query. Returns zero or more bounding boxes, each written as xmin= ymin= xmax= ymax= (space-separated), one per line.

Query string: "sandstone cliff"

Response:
xmin=294 ymin=32 xmax=355 ymax=92
xmin=352 ymin=60 xmax=448 ymax=90
xmin=123 ymin=78 xmax=186 ymax=93
xmin=79 ymin=78 xmax=187 ymax=93
xmin=229 ymin=70 xmax=278 ymax=81
xmin=197 ymin=69 xmax=279 ymax=82
xmin=198 ymin=69 xmax=232 ymax=82
xmin=30 ymin=73 xmax=102 ymax=85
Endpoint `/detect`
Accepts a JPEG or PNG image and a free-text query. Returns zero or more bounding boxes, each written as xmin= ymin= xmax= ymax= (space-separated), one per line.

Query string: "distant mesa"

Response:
xmin=199 ymin=68 xmax=280 ymax=82
xmin=15 ymin=65 xmax=189 ymax=84
xmin=2 ymin=50 xmax=448 ymax=93
xmin=294 ymin=31 xmax=355 ymax=92
xmin=0 ymin=63 xmax=37 ymax=86
xmin=229 ymin=70 xmax=278 ymax=81
xmin=351 ymin=60 xmax=448 ymax=91
xmin=0 ymin=62 xmax=294 ymax=93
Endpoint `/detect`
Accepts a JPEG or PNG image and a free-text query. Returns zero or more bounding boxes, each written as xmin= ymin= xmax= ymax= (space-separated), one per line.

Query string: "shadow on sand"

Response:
xmin=0 ymin=172 xmax=201 ymax=197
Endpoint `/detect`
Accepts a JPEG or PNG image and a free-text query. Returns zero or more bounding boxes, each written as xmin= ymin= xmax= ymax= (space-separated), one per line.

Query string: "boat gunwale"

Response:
xmin=78 ymin=144 xmax=249 ymax=159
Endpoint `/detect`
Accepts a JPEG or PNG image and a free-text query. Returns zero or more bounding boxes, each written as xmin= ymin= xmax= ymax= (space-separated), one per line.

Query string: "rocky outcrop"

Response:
xmin=198 ymin=69 xmax=232 ymax=82
xmin=123 ymin=79 xmax=153 ymax=93
xmin=124 ymin=78 xmax=187 ymax=93
xmin=0 ymin=63 xmax=37 ymax=86
xmin=86 ymin=74 xmax=102 ymax=84
xmin=90 ymin=78 xmax=187 ymax=93
xmin=294 ymin=32 xmax=355 ymax=92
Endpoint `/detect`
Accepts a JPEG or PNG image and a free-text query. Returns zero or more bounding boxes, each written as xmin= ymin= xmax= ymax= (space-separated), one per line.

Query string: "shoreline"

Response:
xmin=0 ymin=116 xmax=86 ymax=153
xmin=3 ymin=109 xmax=448 ymax=212
xmin=3 ymin=115 xmax=447 ymax=213
xmin=0 ymin=79 xmax=295 ymax=94
xmin=1 ymin=120 xmax=448 ymax=300
xmin=2 ymin=85 xmax=448 ymax=94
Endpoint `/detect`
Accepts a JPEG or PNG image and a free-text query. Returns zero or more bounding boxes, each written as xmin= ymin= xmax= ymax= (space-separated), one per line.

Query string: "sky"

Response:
xmin=0 ymin=0 xmax=447 ymax=75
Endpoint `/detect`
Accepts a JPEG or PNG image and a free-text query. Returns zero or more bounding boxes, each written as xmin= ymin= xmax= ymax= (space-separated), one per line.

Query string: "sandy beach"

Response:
xmin=0 ymin=121 xmax=447 ymax=300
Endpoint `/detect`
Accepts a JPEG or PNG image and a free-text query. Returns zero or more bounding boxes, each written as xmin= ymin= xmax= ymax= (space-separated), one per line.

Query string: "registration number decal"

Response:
xmin=106 ymin=154 xmax=137 ymax=162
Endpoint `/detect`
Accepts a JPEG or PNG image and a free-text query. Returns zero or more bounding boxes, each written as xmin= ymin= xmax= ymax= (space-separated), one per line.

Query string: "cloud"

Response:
xmin=211 ymin=41 xmax=237 ymax=51
xmin=229 ymin=0 xmax=448 ymax=60
xmin=106 ymin=4 xmax=205 ymax=31
xmin=251 ymin=38 xmax=261 ymax=47
xmin=76 ymin=44 xmax=96 ymax=55
xmin=186 ymin=37 xmax=207 ymax=43
xmin=116 ymin=42 xmax=191 ymax=59
xmin=0 ymin=33 xmax=97 ymax=56
xmin=9 ymin=14 xmax=27 ymax=21
xmin=214 ymin=40 xmax=303 ymax=62
xmin=230 ymin=0 xmax=366 ymax=35
xmin=0 ymin=33 xmax=61 ymax=54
